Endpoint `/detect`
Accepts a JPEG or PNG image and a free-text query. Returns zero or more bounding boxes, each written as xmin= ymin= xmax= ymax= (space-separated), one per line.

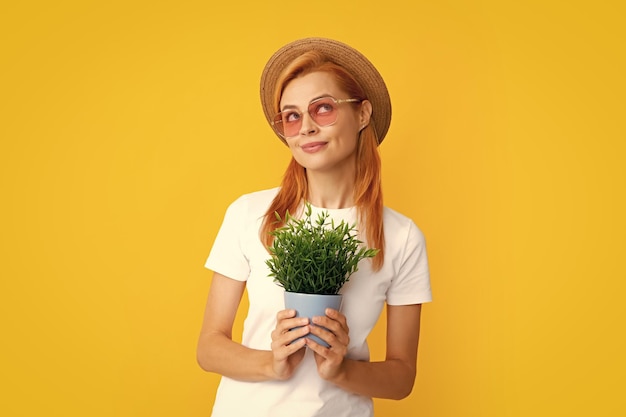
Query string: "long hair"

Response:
xmin=260 ymin=51 xmax=385 ymax=270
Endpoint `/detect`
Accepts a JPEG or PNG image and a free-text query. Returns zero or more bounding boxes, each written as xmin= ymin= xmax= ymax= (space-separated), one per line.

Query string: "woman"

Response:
xmin=197 ymin=37 xmax=432 ymax=417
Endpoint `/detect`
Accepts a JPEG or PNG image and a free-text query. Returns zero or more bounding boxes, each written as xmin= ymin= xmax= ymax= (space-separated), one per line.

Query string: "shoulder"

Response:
xmin=383 ymin=206 xmax=426 ymax=243
xmin=224 ymin=187 xmax=279 ymax=219
xmin=383 ymin=206 xmax=421 ymax=231
xmin=228 ymin=187 xmax=280 ymax=210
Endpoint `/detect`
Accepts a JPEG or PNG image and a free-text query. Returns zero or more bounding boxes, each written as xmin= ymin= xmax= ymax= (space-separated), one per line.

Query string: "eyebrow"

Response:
xmin=280 ymin=94 xmax=333 ymax=111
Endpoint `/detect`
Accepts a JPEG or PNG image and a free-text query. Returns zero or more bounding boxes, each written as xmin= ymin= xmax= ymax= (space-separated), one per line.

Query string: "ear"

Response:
xmin=358 ymin=100 xmax=373 ymax=130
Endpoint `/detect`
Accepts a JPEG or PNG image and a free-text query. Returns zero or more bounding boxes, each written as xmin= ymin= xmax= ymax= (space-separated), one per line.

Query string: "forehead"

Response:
xmin=280 ymin=72 xmax=345 ymax=108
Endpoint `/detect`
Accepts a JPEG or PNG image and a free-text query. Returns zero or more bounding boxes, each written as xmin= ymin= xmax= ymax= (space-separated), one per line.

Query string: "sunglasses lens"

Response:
xmin=273 ymin=110 xmax=302 ymax=138
xmin=309 ymin=98 xmax=339 ymax=127
xmin=273 ymin=98 xmax=344 ymax=138
xmin=272 ymin=114 xmax=286 ymax=137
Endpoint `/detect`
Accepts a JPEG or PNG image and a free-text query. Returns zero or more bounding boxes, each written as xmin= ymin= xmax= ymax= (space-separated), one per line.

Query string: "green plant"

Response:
xmin=266 ymin=203 xmax=379 ymax=295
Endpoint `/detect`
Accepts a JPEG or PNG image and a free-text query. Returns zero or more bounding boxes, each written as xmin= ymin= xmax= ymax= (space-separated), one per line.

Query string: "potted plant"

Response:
xmin=266 ymin=203 xmax=378 ymax=347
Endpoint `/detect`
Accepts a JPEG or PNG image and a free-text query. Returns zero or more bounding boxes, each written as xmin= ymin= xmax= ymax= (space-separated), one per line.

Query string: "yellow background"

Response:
xmin=1 ymin=1 xmax=624 ymax=416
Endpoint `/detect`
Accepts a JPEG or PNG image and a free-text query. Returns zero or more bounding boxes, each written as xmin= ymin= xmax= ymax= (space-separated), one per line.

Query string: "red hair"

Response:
xmin=260 ymin=51 xmax=385 ymax=270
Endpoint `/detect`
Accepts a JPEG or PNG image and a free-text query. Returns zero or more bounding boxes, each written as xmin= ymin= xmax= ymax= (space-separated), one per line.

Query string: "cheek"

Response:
xmin=338 ymin=124 xmax=360 ymax=147
xmin=341 ymin=115 xmax=361 ymax=136
xmin=286 ymin=142 xmax=305 ymax=163
xmin=286 ymin=138 xmax=300 ymax=152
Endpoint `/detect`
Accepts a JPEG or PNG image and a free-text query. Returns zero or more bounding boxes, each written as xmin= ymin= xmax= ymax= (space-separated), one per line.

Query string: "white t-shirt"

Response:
xmin=205 ymin=188 xmax=432 ymax=417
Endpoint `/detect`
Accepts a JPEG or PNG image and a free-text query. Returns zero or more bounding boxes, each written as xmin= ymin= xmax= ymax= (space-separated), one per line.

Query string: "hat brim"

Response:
xmin=260 ymin=37 xmax=391 ymax=145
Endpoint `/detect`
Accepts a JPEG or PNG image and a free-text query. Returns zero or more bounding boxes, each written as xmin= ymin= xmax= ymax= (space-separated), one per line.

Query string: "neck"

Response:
xmin=306 ymin=169 xmax=355 ymax=209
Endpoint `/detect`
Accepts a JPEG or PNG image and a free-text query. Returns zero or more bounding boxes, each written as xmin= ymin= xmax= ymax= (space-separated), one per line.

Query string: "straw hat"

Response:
xmin=260 ymin=37 xmax=392 ymax=145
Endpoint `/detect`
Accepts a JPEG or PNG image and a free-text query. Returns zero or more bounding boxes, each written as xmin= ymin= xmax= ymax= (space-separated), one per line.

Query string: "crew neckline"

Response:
xmin=305 ymin=202 xmax=356 ymax=212
xmin=307 ymin=202 xmax=356 ymax=215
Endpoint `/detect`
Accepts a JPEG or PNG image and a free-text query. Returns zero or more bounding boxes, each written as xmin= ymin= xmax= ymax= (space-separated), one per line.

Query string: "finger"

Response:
xmin=273 ymin=323 xmax=311 ymax=348
xmin=308 ymin=323 xmax=350 ymax=350
xmin=280 ymin=318 xmax=309 ymax=336
xmin=312 ymin=314 xmax=346 ymax=336
xmin=325 ymin=308 xmax=349 ymax=331
xmin=310 ymin=317 xmax=350 ymax=347
xmin=281 ymin=335 xmax=307 ymax=355
xmin=304 ymin=336 xmax=329 ymax=357
xmin=276 ymin=309 xmax=297 ymax=321
xmin=271 ymin=328 xmax=308 ymax=355
xmin=283 ymin=324 xmax=311 ymax=346
xmin=274 ymin=314 xmax=310 ymax=336
xmin=307 ymin=324 xmax=335 ymax=347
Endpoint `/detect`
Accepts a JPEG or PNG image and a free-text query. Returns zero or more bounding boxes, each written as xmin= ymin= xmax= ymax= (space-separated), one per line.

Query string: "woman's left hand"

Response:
xmin=305 ymin=308 xmax=350 ymax=381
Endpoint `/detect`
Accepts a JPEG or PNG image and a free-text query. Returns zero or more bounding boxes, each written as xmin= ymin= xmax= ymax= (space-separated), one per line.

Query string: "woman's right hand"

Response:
xmin=270 ymin=309 xmax=310 ymax=380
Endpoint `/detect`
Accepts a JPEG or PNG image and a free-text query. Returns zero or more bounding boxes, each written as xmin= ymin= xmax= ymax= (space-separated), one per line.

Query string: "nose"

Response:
xmin=299 ymin=112 xmax=318 ymax=136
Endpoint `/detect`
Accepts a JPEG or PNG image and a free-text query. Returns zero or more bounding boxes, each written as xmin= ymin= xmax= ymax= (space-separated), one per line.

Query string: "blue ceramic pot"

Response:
xmin=284 ymin=292 xmax=343 ymax=348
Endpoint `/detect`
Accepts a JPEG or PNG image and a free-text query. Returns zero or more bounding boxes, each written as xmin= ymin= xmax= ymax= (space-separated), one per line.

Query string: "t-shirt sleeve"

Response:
xmin=386 ymin=221 xmax=432 ymax=305
xmin=204 ymin=196 xmax=251 ymax=281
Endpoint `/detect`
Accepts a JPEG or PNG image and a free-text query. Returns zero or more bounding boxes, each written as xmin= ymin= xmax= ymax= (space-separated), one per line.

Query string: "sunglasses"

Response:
xmin=271 ymin=96 xmax=361 ymax=139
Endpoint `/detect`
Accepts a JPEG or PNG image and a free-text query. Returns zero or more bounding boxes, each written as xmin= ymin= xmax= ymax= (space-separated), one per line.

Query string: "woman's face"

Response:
xmin=279 ymin=71 xmax=370 ymax=176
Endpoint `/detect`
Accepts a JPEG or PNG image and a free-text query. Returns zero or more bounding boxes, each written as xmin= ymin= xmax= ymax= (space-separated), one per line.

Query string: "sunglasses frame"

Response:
xmin=271 ymin=96 xmax=361 ymax=139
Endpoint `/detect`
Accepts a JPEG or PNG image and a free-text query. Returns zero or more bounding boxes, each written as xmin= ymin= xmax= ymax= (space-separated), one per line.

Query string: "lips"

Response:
xmin=300 ymin=141 xmax=328 ymax=153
